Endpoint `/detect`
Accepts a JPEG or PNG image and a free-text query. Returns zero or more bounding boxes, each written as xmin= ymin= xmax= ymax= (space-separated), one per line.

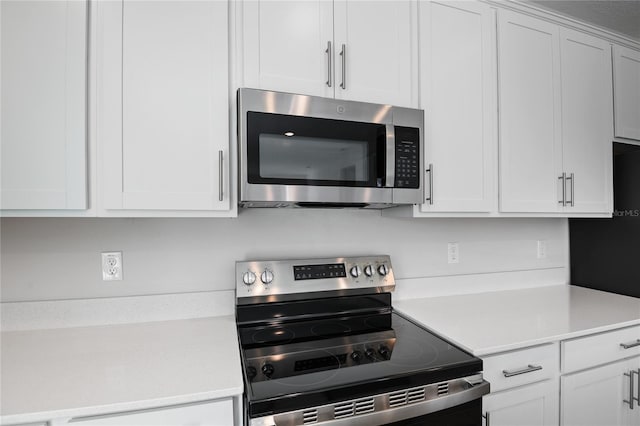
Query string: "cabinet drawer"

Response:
xmin=482 ymin=343 xmax=558 ymax=392
xmin=562 ymin=325 xmax=640 ymax=373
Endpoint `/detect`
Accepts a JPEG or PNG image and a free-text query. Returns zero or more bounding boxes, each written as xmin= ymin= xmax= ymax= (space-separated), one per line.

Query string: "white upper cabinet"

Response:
xmin=613 ymin=45 xmax=640 ymax=141
xmin=417 ymin=0 xmax=496 ymax=213
xmin=333 ymin=0 xmax=417 ymax=107
xmin=498 ymin=10 xmax=563 ymax=213
xmin=559 ymin=28 xmax=613 ymax=214
xmin=498 ymin=11 xmax=613 ymax=214
xmin=239 ymin=0 xmax=418 ymax=107
xmin=241 ymin=0 xmax=334 ymax=98
xmin=97 ymin=0 xmax=231 ymax=216
xmin=1 ymin=0 xmax=88 ymax=211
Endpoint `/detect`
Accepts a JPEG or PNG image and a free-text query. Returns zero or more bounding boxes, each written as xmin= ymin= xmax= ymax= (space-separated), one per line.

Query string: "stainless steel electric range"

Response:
xmin=235 ymin=255 xmax=490 ymax=425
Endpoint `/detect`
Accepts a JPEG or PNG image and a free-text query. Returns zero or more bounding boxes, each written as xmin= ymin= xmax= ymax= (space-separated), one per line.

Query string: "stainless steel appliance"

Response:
xmin=235 ymin=255 xmax=490 ymax=425
xmin=238 ymin=89 xmax=424 ymax=208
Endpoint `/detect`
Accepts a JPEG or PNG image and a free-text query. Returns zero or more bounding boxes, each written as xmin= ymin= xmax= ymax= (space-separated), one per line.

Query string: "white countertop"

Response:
xmin=394 ymin=285 xmax=640 ymax=356
xmin=0 ymin=315 xmax=243 ymax=425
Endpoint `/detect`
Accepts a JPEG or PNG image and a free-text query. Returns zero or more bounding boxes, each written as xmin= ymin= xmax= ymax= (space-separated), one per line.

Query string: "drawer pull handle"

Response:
xmin=620 ymin=339 xmax=640 ymax=349
xmin=502 ymin=364 xmax=542 ymax=378
xmin=483 ymin=412 xmax=490 ymax=426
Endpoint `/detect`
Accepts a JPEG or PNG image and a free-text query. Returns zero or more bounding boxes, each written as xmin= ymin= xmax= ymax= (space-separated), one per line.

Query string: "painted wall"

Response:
xmin=0 ymin=210 xmax=568 ymax=302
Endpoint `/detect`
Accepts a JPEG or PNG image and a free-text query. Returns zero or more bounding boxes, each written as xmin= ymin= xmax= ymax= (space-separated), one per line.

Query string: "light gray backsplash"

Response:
xmin=0 ymin=209 xmax=568 ymax=302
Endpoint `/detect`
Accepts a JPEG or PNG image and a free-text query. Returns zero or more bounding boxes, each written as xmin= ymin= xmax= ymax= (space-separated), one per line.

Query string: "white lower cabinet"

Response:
xmin=483 ymin=379 xmax=559 ymax=426
xmin=69 ymin=399 xmax=234 ymax=426
xmin=560 ymin=325 xmax=640 ymax=426
xmin=561 ymin=357 xmax=640 ymax=426
xmin=481 ymin=344 xmax=559 ymax=426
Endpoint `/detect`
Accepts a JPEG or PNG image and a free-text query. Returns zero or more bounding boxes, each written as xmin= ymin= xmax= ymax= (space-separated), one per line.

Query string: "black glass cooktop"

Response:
xmin=239 ymin=311 xmax=482 ymax=417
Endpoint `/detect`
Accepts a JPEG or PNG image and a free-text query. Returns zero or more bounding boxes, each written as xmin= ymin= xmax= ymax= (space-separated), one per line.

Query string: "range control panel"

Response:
xmin=236 ymin=255 xmax=395 ymax=301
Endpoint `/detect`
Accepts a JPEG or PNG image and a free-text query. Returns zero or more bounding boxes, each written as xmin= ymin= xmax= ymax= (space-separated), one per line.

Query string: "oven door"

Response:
xmin=247 ymin=379 xmax=489 ymax=426
xmin=242 ymin=111 xmax=391 ymax=207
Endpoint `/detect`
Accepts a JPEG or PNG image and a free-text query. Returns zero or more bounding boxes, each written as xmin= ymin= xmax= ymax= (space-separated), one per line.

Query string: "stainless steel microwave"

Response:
xmin=238 ymin=88 xmax=424 ymax=208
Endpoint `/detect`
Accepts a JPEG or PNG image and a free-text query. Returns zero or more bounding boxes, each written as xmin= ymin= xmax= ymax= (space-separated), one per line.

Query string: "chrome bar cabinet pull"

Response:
xmin=558 ymin=173 xmax=566 ymax=206
xmin=483 ymin=412 xmax=490 ymax=426
xmin=325 ymin=41 xmax=332 ymax=87
xmin=425 ymin=164 xmax=433 ymax=205
xmin=339 ymin=44 xmax=346 ymax=89
xmin=620 ymin=339 xmax=640 ymax=349
xmin=566 ymin=172 xmax=574 ymax=206
xmin=502 ymin=364 xmax=542 ymax=378
xmin=218 ymin=150 xmax=224 ymax=201
xmin=624 ymin=370 xmax=637 ymax=409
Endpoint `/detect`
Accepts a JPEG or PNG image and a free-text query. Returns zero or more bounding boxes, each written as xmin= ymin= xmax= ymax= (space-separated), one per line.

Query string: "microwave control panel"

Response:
xmin=394 ymin=127 xmax=420 ymax=188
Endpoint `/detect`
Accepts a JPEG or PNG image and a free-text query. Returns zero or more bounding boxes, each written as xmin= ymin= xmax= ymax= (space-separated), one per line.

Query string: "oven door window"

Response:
xmin=247 ymin=112 xmax=386 ymax=187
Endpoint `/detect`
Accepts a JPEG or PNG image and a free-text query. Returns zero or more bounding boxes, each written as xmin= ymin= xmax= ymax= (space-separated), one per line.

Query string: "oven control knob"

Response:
xmin=242 ymin=271 xmax=257 ymax=286
xmin=378 ymin=345 xmax=391 ymax=360
xmin=364 ymin=265 xmax=374 ymax=277
xmin=260 ymin=270 xmax=274 ymax=284
xmin=349 ymin=266 xmax=361 ymax=278
xmin=261 ymin=363 xmax=275 ymax=378
xmin=351 ymin=350 xmax=362 ymax=363
xmin=364 ymin=347 xmax=376 ymax=359
xmin=378 ymin=264 xmax=389 ymax=276
xmin=247 ymin=366 xmax=257 ymax=381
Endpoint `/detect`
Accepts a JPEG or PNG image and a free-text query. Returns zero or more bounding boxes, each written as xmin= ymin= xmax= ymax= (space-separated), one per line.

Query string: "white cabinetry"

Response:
xmin=239 ymin=0 xmax=418 ymax=107
xmin=483 ymin=379 xmax=558 ymax=426
xmin=498 ymin=10 xmax=562 ymax=213
xmin=1 ymin=0 xmax=87 ymax=211
xmin=559 ymin=28 xmax=613 ymax=214
xmin=70 ymin=399 xmax=234 ymax=426
xmin=561 ymin=325 xmax=640 ymax=426
xmin=417 ymin=0 xmax=496 ymax=213
xmin=481 ymin=344 xmax=559 ymax=426
xmin=498 ymin=10 xmax=613 ymax=214
xmin=562 ymin=358 xmax=639 ymax=426
xmin=613 ymin=45 xmax=640 ymax=141
xmin=97 ymin=0 xmax=232 ymax=216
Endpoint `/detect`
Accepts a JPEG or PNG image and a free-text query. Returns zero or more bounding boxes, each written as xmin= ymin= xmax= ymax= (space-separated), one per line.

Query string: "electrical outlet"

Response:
xmin=447 ymin=243 xmax=460 ymax=264
xmin=537 ymin=240 xmax=547 ymax=259
xmin=102 ymin=252 xmax=123 ymax=281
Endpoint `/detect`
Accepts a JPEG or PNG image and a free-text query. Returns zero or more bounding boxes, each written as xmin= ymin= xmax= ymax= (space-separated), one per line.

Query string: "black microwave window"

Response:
xmin=247 ymin=112 xmax=386 ymax=187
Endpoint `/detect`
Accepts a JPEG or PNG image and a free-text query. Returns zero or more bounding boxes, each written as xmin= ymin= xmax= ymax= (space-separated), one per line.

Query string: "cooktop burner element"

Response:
xmin=235 ymin=255 xmax=489 ymax=426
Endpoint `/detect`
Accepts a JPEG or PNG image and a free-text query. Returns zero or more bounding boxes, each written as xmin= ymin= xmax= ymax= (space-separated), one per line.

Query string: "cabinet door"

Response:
xmin=241 ymin=0 xmax=334 ymax=98
xmin=418 ymin=0 xmax=495 ymax=213
xmin=561 ymin=358 xmax=639 ymax=426
xmin=333 ymin=0 xmax=418 ymax=107
xmin=560 ymin=28 xmax=613 ymax=214
xmin=98 ymin=0 xmax=230 ymax=213
xmin=613 ymin=45 xmax=640 ymax=141
xmin=497 ymin=10 xmax=563 ymax=213
xmin=71 ymin=399 xmax=234 ymax=426
xmin=483 ymin=379 xmax=559 ymax=426
xmin=629 ymin=357 xmax=640 ymax=426
xmin=1 ymin=0 xmax=87 ymax=210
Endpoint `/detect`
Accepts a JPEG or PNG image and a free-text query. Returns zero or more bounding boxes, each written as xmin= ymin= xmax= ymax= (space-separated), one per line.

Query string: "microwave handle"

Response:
xmin=385 ymin=124 xmax=395 ymax=188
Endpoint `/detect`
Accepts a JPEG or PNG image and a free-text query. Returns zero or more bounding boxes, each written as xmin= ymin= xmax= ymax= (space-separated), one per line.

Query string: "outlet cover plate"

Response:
xmin=102 ymin=252 xmax=123 ymax=281
xmin=447 ymin=243 xmax=460 ymax=264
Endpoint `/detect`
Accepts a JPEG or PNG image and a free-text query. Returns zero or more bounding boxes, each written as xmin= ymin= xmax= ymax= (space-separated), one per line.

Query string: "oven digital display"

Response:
xmin=293 ymin=263 xmax=347 ymax=280
xmin=294 ymin=354 xmax=348 ymax=372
